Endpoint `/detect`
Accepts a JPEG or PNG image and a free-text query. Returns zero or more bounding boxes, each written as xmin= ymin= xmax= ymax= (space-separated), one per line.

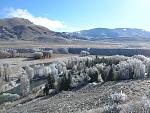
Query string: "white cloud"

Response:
xmin=4 ymin=8 xmax=66 ymax=31
xmin=3 ymin=7 xmax=100 ymax=32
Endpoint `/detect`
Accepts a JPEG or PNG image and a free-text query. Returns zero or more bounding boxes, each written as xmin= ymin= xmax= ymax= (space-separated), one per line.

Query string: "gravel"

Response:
xmin=1 ymin=79 xmax=150 ymax=113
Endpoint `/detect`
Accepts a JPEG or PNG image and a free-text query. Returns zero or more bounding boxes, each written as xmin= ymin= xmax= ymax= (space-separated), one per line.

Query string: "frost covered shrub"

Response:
xmin=20 ymin=72 xmax=30 ymax=96
xmin=114 ymin=61 xmax=132 ymax=80
xmin=111 ymin=91 xmax=128 ymax=104
xmin=127 ymin=58 xmax=145 ymax=79
xmin=42 ymin=50 xmax=53 ymax=58
xmin=86 ymin=66 xmax=103 ymax=83
xmin=103 ymin=103 xmax=121 ymax=113
xmin=112 ymin=58 xmax=146 ymax=81
xmin=7 ymin=49 xmax=17 ymax=58
xmin=125 ymin=96 xmax=150 ymax=113
xmin=100 ymin=65 xmax=111 ymax=81
xmin=147 ymin=61 xmax=150 ymax=77
xmin=0 ymin=50 xmax=11 ymax=59
xmin=24 ymin=66 xmax=34 ymax=80
xmin=47 ymin=73 xmax=55 ymax=89
xmin=64 ymin=59 xmax=76 ymax=70
xmin=95 ymin=63 xmax=106 ymax=73
xmin=3 ymin=63 xmax=12 ymax=82
xmin=0 ymin=65 xmax=4 ymax=78
xmin=55 ymin=62 xmax=71 ymax=91
xmin=33 ymin=52 xmax=43 ymax=59
xmin=50 ymin=63 xmax=59 ymax=75
xmin=45 ymin=62 xmax=71 ymax=92
xmin=132 ymin=55 xmax=148 ymax=62
xmin=80 ymin=50 xmax=90 ymax=57
xmin=103 ymin=91 xmax=127 ymax=113
xmin=69 ymin=70 xmax=89 ymax=88
xmin=85 ymin=57 xmax=94 ymax=67
xmin=86 ymin=67 xmax=98 ymax=82
xmin=95 ymin=55 xmax=127 ymax=66
xmin=55 ymin=70 xmax=71 ymax=91
xmin=33 ymin=64 xmax=53 ymax=78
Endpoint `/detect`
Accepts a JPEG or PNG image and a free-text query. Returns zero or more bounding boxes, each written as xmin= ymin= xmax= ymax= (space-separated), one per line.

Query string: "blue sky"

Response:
xmin=0 ymin=0 xmax=150 ymax=32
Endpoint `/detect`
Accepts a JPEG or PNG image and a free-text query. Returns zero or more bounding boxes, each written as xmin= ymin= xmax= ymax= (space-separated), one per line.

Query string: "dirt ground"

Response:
xmin=1 ymin=79 xmax=150 ymax=113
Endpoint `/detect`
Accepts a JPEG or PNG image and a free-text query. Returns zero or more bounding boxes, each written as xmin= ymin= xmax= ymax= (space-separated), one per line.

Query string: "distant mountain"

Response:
xmin=1 ymin=18 xmax=150 ymax=43
xmin=0 ymin=18 xmax=76 ymax=43
xmin=70 ymin=28 xmax=150 ymax=41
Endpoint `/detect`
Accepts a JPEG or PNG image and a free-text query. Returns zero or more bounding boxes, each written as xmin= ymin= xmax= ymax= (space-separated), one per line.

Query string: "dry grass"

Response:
xmin=1 ymin=40 xmax=150 ymax=49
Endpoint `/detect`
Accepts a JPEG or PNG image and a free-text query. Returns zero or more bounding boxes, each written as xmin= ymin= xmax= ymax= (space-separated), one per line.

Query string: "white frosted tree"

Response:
xmin=33 ymin=65 xmax=40 ymax=78
xmin=49 ymin=63 xmax=58 ymax=78
xmin=127 ymin=58 xmax=145 ymax=79
xmin=25 ymin=66 xmax=34 ymax=80
xmin=116 ymin=61 xmax=131 ymax=80
xmin=43 ymin=66 xmax=51 ymax=77
xmin=39 ymin=64 xmax=45 ymax=77
xmin=0 ymin=65 xmax=4 ymax=79
xmin=3 ymin=63 xmax=11 ymax=82
xmin=20 ymin=71 xmax=30 ymax=96
xmin=146 ymin=60 xmax=150 ymax=77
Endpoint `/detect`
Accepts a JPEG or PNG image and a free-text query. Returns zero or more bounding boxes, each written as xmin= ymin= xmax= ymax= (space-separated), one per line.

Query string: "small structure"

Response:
xmin=80 ymin=50 xmax=90 ymax=57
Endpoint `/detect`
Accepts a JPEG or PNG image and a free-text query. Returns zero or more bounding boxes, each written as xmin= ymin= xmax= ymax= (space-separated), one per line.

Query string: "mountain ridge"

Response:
xmin=70 ymin=28 xmax=150 ymax=41
xmin=1 ymin=18 xmax=150 ymax=42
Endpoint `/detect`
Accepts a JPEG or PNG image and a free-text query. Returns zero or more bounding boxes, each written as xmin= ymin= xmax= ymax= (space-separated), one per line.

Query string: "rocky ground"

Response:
xmin=1 ymin=78 xmax=150 ymax=113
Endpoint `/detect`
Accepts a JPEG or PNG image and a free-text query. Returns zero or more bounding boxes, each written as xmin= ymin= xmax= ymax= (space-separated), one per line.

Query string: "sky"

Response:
xmin=0 ymin=0 xmax=150 ymax=32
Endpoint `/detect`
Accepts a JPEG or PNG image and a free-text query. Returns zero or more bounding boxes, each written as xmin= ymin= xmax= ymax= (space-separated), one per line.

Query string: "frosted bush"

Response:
xmin=102 ymin=91 xmax=127 ymax=113
xmin=49 ymin=63 xmax=58 ymax=78
xmin=111 ymin=91 xmax=128 ymax=104
xmin=132 ymin=55 xmax=148 ymax=62
xmin=25 ymin=66 xmax=34 ymax=80
xmin=43 ymin=66 xmax=51 ymax=77
xmin=96 ymin=63 xmax=106 ymax=73
xmin=0 ymin=50 xmax=11 ymax=58
xmin=42 ymin=50 xmax=53 ymax=58
xmin=85 ymin=66 xmax=102 ymax=82
xmin=141 ymin=96 xmax=150 ymax=111
xmin=146 ymin=60 xmax=150 ymax=77
xmin=0 ymin=65 xmax=4 ymax=78
xmin=80 ymin=50 xmax=90 ymax=57
xmin=33 ymin=52 xmax=43 ymax=59
xmin=20 ymin=72 xmax=30 ymax=96
xmin=126 ymin=96 xmax=150 ymax=113
xmin=127 ymin=58 xmax=146 ymax=79
xmin=33 ymin=64 xmax=41 ymax=77
xmin=103 ymin=103 xmax=121 ymax=113
xmin=115 ymin=61 xmax=132 ymax=80
xmin=38 ymin=64 xmax=45 ymax=77
xmin=3 ymin=63 xmax=12 ymax=82
xmin=7 ymin=49 xmax=17 ymax=58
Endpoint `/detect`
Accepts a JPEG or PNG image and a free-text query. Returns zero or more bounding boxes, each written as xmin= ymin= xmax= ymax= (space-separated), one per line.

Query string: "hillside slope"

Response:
xmin=0 ymin=18 xmax=75 ymax=43
xmin=2 ymin=79 xmax=150 ymax=113
xmin=71 ymin=28 xmax=150 ymax=41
